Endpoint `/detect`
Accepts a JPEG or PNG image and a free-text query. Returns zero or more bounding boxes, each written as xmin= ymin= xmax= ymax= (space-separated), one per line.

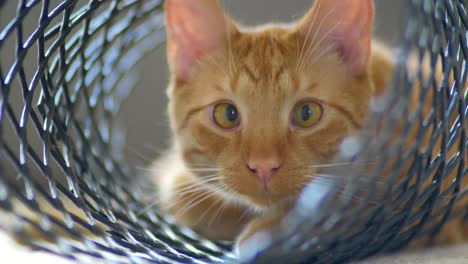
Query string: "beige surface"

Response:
xmin=357 ymin=243 xmax=468 ymax=264
xmin=0 ymin=231 xmax=75 ymax=264
xmin=1 ymin=228 xmax=467 ymax=264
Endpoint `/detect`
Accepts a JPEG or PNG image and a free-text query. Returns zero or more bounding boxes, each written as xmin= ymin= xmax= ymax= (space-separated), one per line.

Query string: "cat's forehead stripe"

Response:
xmin=325 ymin=101 xmax=363 ymax=129
xmin=240 ymin=64 xmax=260 ymax=83
xmin=231 ymin=63 xmax=295 ymax=91
xmin=273 ymin=64 xmax=287 ymax=84
xmin=232 ymin=31 xmax=296 ymax=79
xmin=177 ymin=103 xmax=211 ymax=132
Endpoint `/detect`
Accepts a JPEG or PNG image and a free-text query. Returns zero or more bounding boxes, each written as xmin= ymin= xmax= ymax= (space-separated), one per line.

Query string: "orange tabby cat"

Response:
xmin=154 ymin=0 xmax=467 ymax=253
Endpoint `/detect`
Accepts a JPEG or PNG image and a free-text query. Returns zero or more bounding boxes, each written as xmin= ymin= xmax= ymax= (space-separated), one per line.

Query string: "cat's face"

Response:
xmin=165 ymin=0 xmax=374 ymax=209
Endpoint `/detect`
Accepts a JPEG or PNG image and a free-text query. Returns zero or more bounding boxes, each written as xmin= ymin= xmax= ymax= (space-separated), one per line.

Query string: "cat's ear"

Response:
xmin=165 ymin=0 xmax=236 ymax=81
xmin=298 ymin=0 xmax=373 ymax=76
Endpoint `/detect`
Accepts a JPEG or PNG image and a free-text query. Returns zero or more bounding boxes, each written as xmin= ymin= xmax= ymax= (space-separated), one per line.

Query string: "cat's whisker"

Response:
xmin=171 ymin=178 xmax=218 ymax=191
xmin=141 ymin=165 xmax=217 ymax=175
xmin=194 ymin=194 xmax=225 ymax=226
xmin=298 ymin=2 xmax=325 ymax=73
xmin=209 ymin=198 xmax=230 ymax=226
xmin=162 ymin=188 xmax=212 ymax=211
xmin=185 ymin=162 xmax=219 ymax=168
xmin=185 ymin=162 xmax=207 ymax=165
xmin=213 ymin=48 xmax=235 ymax=77
xmin=314 ymin=173 xmax=345 ymax=178
xmin=305 ymin=158 xmax=380 ymax=169
xmin=143 ymin=143 xmax=165 ymax=156
xmin=137 ymin=200 xmax=160 ymax=215
xmin=298 ymin=5 xmax=338 ymax=73
xmin=171 ymin=176 xmax=222 ymax=194
xmin=338 ymin=193 xmax=382 ymax=206
xmin=171 ymin=188 xmax=213 ymax=216
xmin=221 ymin=0 xmax=238 ymax=75
xmin=172 ymin=181 xmax=223 ymax=198
xmin=296 ymin=0 xmax=321 ymax=72
xmin=140 ymin=183 xmax=222 ymax=215
xmin=226 ymin=18 xmax=237 ymax=74
xmin=174 ymin=173 xmax=222 ymax=181
xmin=138 ymin=184 xmax=213 ymax=213
xmin=186 ymin=162 xmax=215 ymax=166
xmin=310 ymin=173 xmax=387 ymax=186
xmin=186 ymin=166 xmax=221 ymax=170
xmin=237 ymin=205 xmax=253 ymax=223
xmin=165 ymin=180 xmax=220 ymax=199
xmin=309 ymin=44 xmax=335 ymax=65
xmin=124 ymin=145 xmax=152 ymax=163
xmin=176 ymin=180 xmax=225 ymax=196
xmin=185 ymin=168 xmax=222 ymax=172
xmin=135 ymin=166 xmax=157 ymax=173
xmin=304 ymin=173 xmax=338 ymax=179
xmin=302 ymin=20 xmax=340 ymax=71
xmin=307 ymin=4 xmax=337 ymax=54
xmin=176 ymin=185 xmax=226 ymax=217
xmin=172 ymin=184 xmax=214 ymax=198
xmin=202 ymin=53 xmax=232 ymax=78
xmin=306 ymin=161 xmax=362 ymax=168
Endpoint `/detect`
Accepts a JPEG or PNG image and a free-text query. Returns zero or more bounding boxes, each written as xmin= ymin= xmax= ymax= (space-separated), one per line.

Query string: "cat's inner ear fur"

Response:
xmin=297 ymin=0 xmax=374 ymax=76
xmin=165 ymin=0 xmax=237 ymax=81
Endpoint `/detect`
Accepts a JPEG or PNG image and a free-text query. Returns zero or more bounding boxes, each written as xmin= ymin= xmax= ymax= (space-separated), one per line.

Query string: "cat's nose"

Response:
xmin=246 ymin=159 xmax=282 ymax=187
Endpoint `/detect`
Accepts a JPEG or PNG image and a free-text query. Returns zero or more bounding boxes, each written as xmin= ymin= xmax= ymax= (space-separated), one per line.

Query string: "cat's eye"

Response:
xmin=291 ymin=100 xmax=323 ymax=128
xmin=211 ymin=102 xmax=240 ymax=130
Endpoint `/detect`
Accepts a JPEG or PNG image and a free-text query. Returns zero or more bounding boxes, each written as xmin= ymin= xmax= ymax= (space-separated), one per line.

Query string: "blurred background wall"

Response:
xmin=0 ymin=0 xmax=404 ymax=171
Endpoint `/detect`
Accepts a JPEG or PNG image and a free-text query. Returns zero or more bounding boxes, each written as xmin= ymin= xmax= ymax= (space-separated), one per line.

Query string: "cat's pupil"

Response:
xmin=301 ymin=104 xmax=312 ymax=121
xmin=226 ymin=105 xmax=238 ymax=122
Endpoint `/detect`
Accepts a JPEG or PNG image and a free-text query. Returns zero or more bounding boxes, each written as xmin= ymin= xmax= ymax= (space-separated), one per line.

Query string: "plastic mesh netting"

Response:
xmin=0 ymin=0 xmax=467 ymax=263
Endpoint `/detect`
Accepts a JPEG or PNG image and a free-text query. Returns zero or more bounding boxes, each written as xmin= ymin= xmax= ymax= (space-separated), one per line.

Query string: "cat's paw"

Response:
xmin=235 ymin=230 xmax=272 ymax=261
xmin=235 ymin=214 xmax=283 ymax=260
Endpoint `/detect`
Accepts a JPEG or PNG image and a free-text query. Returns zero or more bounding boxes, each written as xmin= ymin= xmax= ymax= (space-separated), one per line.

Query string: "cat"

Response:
xmin=154 ymin=0 xmax=467 ymax=253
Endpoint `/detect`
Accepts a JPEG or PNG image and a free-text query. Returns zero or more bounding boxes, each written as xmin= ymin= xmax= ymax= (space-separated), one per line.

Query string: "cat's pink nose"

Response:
xmin=247 ymin=159 xmax=281 ymax=187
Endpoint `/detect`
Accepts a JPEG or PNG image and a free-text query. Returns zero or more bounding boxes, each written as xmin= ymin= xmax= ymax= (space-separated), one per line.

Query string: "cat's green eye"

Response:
xmin=211 ymin=102 xmax=240 ymax=130
xmin=291 ymin=100 xmax=323 ymax=128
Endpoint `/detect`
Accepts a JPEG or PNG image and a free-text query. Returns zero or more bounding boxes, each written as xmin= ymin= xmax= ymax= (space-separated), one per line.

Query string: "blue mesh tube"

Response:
xmin=0 ymin=1 xmax=466 ymax=263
